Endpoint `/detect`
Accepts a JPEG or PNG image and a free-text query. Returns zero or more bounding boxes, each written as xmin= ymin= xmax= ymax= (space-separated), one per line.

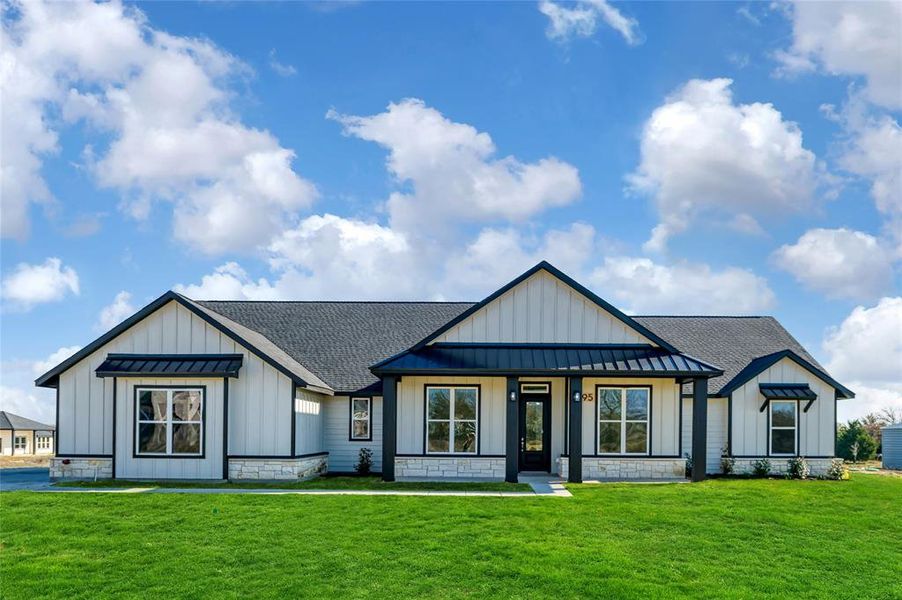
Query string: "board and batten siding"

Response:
xmin=682 ymin=397 xmax=728 ymax=474
xmin=397 ymin=376 xmax=506 ymax=456
xmin=324 ymin=396 xmax=383 ymax=472
xmin=432 ymin=270 xmax=655 ymax=345
xmin=295 ymin=388 xmax=325 ymax=456
xmin=582 ymin=377 xmax=682 ymax=457
xmin=115 ymin=377 xmax=224 ymax=479
xmin=57 ymin=300 xmax=293 ymax=458
xmin=730 ymin=357 xmax=836 ymax=457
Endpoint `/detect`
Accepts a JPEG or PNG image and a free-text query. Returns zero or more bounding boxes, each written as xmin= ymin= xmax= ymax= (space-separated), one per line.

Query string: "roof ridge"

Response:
xmin=635 ymin=315 xmax=773 ymax=319
xmin=196 ymin=300 xmax=476 ymax=305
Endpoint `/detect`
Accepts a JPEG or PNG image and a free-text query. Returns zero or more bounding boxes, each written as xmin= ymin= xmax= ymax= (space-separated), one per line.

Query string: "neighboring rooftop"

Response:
xmin=0 ymin=411 xmax=54 ymax=431
xmin=197 ymin=301 xmax=829 ymax=395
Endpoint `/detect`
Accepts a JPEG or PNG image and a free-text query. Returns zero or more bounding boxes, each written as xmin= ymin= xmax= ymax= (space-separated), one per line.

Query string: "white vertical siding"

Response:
xmin=730 ymin=357 xmax=836 ymax=457
xmin=324 ymin=396 xmax=383 ymax=472
xmin=682 ymin=397 xmax=728 ymax=474
xmin=581 ymin=377 xmax=681 ymax=456
xmin=56 ymin=300 xmax=293 ymax=458
xmin=295 ymin=388 xmax=325 ymax=456
xmin=115 ymin=377 xmax=224 ymax=480
xmin=433 ymin=270 xmax=655 ymax=345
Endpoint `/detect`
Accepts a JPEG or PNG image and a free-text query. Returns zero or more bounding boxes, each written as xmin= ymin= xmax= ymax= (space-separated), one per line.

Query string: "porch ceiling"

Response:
xmin=371 ymin=343 xmax=723 ymax=378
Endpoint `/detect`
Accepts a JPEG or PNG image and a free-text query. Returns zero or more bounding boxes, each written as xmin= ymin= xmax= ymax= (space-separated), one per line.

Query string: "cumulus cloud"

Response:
xmin=1 ymin=257 xmax=79 ymax=311
xmin=824 ymin=297 xmax=902 ymax=421
xmin=1 ymin=0 xmax=316 ymax=253
xmin=773 ymin=228 xmax=893 ymax=301
xmin=328 ymin=99 xmax=581 ymax=237
xmin=95 ymin=291 xmax=137 ymax=331
xmin=539 ymin=0 xmax=642 ymax=45
xmin=589 ymin=256 xmax=776 ymax=315
xmin=174 ymin=262 xmax=281 ymax=301
xmin=628 ymin=78 xmax=822 ymax=252
xmin=775 ymin=1 xmax=902 ymax=110
xmin=1 ymin=346 xmax=81 ymax=424
xmin=32 ymin=345 xmax=81 ymax=377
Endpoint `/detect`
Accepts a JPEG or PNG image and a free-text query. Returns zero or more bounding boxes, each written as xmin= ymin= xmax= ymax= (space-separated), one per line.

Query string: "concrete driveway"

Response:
xmin=0 ymin=467 xmax=51 ymax=491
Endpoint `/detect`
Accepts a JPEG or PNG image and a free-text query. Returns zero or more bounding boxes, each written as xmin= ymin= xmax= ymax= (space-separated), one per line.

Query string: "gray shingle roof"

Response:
xmin=633 ymin=316 xmax=823 ymax=394
xmin=0 ymin=411 xmax=54 ymax=431
xmin=195 ymin=302 xmax=828 ymax=396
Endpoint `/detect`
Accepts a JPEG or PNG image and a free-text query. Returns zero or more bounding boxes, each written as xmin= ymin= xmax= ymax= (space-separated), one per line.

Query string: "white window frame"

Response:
xmin=596 ymin=386 xmax=651 ymax=455
xmin=769 ymin=400 xmax=797 ymax=456
xmin=37 ymin=437 xmax=51 ymax=450
xmin=135 ymin=387 xmax=204 ymax=457
xmin=14 ymin=436 xmax=27 ymax=451
xmin=425 ymin=386 xmax=479 ymax=455
xmin=350 ymin=397 xmax=372 ymax=441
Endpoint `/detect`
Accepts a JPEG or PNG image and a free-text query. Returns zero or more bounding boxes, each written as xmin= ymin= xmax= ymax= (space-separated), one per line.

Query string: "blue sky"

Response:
xmin=1 ymin=1 xmax=900 ymax=423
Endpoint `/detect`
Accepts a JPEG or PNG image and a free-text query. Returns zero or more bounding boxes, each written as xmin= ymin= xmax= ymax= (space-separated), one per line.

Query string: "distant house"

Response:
xmin=0 ymin=411 xmax=55 ymax=456
xmin=36 ymin=261 xmax=854 ymax=482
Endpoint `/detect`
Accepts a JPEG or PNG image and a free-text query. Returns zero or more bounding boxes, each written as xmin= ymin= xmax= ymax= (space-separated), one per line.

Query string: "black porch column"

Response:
xmin=568 ymin=377 xmax=583 ymax=483
xmin=505 ymin=377 xmax=519 ymax=483
xmin=382 ymin=375 xmax=398 ymax=482
xmin=691 ymin=377 xmax=708 ymax=482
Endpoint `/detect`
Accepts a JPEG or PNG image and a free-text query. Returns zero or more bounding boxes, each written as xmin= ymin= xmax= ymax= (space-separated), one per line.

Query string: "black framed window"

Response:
xmin=350 ymin=397 xmax=371 ymax=441
xmin=425 ymin=386 xmax=478 ymax=454
xmin=770 ymin=400 xmax=797 ymax=456
xmin=597 ymin=386 xmax=650 ymax=455
xmin=136 ymin=387 xmax=204 ymax=456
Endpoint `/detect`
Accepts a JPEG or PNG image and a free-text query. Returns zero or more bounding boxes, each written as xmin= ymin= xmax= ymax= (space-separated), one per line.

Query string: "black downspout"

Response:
xmin=382 ymin=376 xmax=398 ymax=482
xmin=568 ymin=376 xmax=583 ymax=483
xmin=223 ymin=377 xmax=230 ymax=480
xmin=692 ymin=378 xmax=708 ymax=482
xmin=111 ymin=377 xmax=117 ymax=479
xmin=290 ymin=382 xmax=297 ymax=458
xmin=505 ymin=377 xmax=519 ymax=483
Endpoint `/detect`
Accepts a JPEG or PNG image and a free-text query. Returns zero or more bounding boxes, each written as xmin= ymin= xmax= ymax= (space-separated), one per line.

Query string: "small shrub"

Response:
xmin=825 ymin=458 xmax=849 ymax=481
xmin=786 ymin=456 xmax=810 ymax=480
xmin=355 ymin=448 xmax=373 ymax=475
xmin=684 ymin=452 xmax=693 ymax=478
xmin=720 ymin=447 xmax=735 ymax=475
xmin=836 ymin=420 xmax=877 ymax=462
xmin=752 ymin=458 xmax=771 ymax=477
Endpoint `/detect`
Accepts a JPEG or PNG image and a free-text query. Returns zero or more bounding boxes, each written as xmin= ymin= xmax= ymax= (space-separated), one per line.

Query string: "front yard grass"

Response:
xmin=53 ymin=475 xmax=532 ymax=492
xmin=3 ymin=475 xmax=900 ymax=598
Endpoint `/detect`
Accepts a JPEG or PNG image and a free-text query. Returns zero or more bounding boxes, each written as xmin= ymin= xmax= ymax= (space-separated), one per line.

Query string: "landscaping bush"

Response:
xmin=825 ymin=458 xmax=849 ymax=481
xmin=786 ymin=456 xmax=809 ymax=480
xmin=837 ymin=420 xmax=877 ymax=462
xmin=355 ymin=448 xmax=373 ymax=475
xmin=683 ymin=453 xmax=693 ymax=478
xmin=752 ymin=458 xmax=771 ymax=477
xmin=720 ymin=447 xmax=735 ymax=475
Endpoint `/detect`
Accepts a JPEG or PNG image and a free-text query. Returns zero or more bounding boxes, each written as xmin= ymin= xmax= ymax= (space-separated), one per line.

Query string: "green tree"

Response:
xmin=836 ymin=420 xmax=877 ymax=462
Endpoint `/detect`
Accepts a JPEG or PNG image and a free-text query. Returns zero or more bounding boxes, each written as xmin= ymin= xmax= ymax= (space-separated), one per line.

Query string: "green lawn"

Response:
xmin=53 ymin=475 xmax=532 ymax=492
xmin=2 ymin=476 xmax=900 ymax=599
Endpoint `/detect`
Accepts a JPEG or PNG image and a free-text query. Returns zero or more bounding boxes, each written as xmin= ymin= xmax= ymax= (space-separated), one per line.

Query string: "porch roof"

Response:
xmin=371 ymin=343 xmax=723 ymax=378
xmin=758 ymin=383 xmax=817 ymax=400
xmin=95 ymin=354 xmax=244 ymax=378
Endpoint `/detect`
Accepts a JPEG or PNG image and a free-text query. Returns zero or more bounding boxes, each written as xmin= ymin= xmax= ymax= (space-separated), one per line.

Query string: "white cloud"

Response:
xmin=95 ymin=291 xmax=136 ymax=331
xmin=1 ymin=346 xmax=81 ymax=425
xmin=329 ymin=99 xmax=581 ymax=237
xmin=539 ymin=0 xmax=642 ymax=45
xmin=775 ymin=1 xmax=902 ymax=110
xmin=773 ymin=228 xmax=893 ymax=300
xmin=174 ymin=262 xmax=281 ymax=301
xmin=589 ymin=256 xmax=776 ymax=314
xmin=1 ymin=257 xmax=79 ymax=311
xmin=1 ymin=0 xmax=317 ymax=253
xmin=628 ymin=78 xmax=822 ymax=251
xmin=0 ymin=386 xmax=55 ymax=425
xmin=32 ymin=345 xmax=81 ymax=377
xmin=824 ymin=297 xmax=902 ymax=422
xmin=268 ymin=49 xmax=296 ymax=77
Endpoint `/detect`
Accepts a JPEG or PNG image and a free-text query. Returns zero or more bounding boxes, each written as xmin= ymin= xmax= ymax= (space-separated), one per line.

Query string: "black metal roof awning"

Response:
xmin=759 ymin=383 xmax=817 ymax=400
xmin=95 ymin=354 xmax=243 ymax=378
xmin=371 ymin=343 xmax=723 ymax=378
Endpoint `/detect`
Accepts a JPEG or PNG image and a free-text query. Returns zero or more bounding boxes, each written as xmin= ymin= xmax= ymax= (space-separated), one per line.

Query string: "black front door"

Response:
xmin=519 ymin=394 xmax=551 ymax=472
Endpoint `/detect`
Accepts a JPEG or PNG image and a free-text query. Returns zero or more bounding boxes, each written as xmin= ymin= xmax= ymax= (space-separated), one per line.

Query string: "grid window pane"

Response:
xmin=353 ymin=419 xmax=369 ymax=439
xmin=772 ymin=429 xmax=795 ymax=454
xmin=599 ymin=422 xmax=621 ymax=453
xmin=454 ymin=422 xmax=477 ymax=453
xmin=172 ymin=391 xmax=202 ymax=421
xmin=138 ymin=423 xmax=167 ymax=453
xmin=172 ymin=423 xmax=201 ymax=454
xmin=352 ymin=398 xmax=369 ymax=420
xmin=626 ymin=389 xmax=649 ymax=420
xmin=427 ymin=389 xmax=450 ymax=420
xmin=454 ymin=389 xmax=477 ymax=420
xmin=139 ymin=390 xmax=167 ymax=421
xmin=427 ymin=422 xmax=450 ymax=453
xmin=598 ymin=389 xmax=622 ymax=420
xmin=771 ymin=402 xmax=796 ymax=427
xmin=625 ymin=422 xmax=647 ymax=453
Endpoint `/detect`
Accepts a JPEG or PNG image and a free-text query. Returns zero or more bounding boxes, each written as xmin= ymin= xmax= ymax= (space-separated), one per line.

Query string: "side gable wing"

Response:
xmin=717 ymin=349 xmax=854 ymax=399
xmin=413 ymin=262 xmax=679 ymax=352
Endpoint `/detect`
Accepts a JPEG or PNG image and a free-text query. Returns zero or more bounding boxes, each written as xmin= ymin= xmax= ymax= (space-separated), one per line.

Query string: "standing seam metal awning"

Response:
xmin=759 ymin=383 xmax=817 ymax=400
xmin=371 ymin=344 xmax=723 ymax=377
xmin=95 ymin=354 xmax=243 ymax=378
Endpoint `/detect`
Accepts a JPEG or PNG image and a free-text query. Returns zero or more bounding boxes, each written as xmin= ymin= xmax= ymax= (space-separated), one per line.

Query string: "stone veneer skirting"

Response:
xmin=558 ymin=456 xmax=686 ymax=480
xmin=395 ymin=456 xmax=506 ymax=479
xmin=228 ymin=455 xmax=328 ymax=480
xmin=50 ymin=457 xmax=113 ymax=480
xmin=731 ymin=457 xmax=837 ymax=477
